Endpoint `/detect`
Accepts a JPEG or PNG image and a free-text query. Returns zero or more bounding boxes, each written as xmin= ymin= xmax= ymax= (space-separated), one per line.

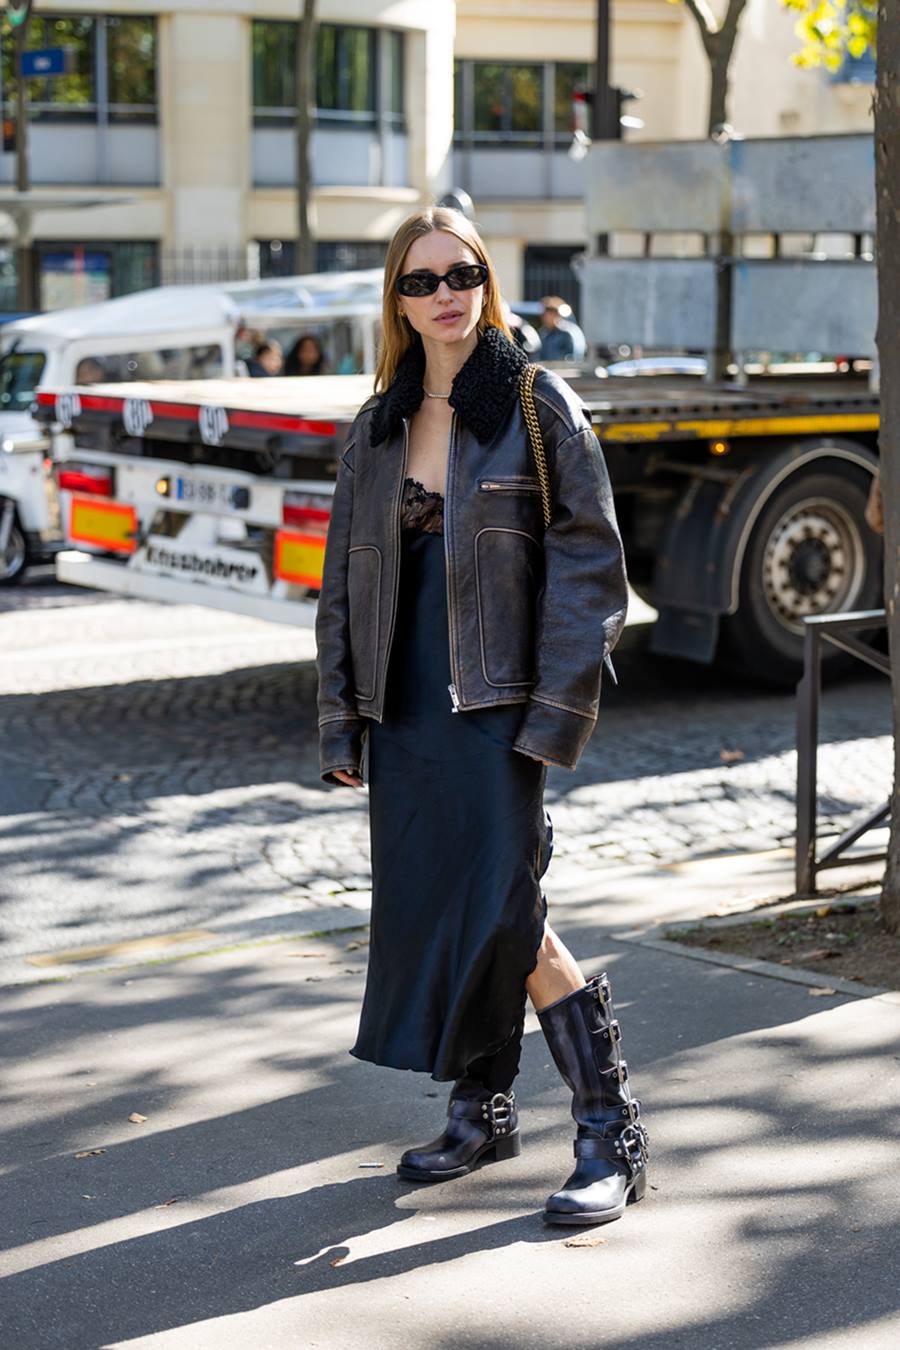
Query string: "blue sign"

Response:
xmin=21 ymin=49 xmax=72 ymax=79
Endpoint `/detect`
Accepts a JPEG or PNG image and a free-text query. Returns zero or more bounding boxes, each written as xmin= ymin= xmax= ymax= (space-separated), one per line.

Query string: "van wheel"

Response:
xmin=721 ymin=464 xmax=882 ymax=686
xmin=0 ymin=514 xmax=27 ymax=585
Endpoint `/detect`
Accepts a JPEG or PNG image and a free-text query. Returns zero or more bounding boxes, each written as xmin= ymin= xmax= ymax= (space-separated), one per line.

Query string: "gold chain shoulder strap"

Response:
xmin=519 ymin=363 xmax=553 ymax=529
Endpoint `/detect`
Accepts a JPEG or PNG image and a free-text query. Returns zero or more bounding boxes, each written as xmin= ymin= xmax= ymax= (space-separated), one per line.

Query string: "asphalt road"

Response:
xmin=0 ymin=570 xmax=891 ymax=983
xmin=1 ymin=573 xmax=897 ymax=1350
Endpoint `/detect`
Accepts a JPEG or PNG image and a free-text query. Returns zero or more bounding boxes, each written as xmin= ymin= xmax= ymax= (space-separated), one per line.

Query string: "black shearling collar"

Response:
xmin=370 ymin=325 xmax=529 ymax=446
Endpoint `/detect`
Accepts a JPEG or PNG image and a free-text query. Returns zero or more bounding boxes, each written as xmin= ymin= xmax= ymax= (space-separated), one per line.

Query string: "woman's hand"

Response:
xmin=333 ymin=769 xmax=364 ymax=788
xmin=865 ymin=471 xmax=884 ymax=535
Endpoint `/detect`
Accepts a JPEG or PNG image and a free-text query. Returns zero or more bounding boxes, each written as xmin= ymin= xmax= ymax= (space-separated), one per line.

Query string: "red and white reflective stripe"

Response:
xmin=36 ymin=389 xmax=336 ymax=438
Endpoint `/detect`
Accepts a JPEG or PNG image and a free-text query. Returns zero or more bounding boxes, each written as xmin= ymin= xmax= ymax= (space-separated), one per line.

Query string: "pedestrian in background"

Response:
xmin=538 ymin=295 xmax=587 ymax=363
xmin=315 ymin=207 xmax=647 ymax=1226
xmin=285 ymin=333 xmax=327 ymax=376
xmin=247 ymin=340 xmax=283 ymax=377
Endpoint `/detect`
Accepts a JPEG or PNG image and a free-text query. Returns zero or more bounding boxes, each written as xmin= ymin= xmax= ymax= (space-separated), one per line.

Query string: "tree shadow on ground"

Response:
xmin=2 ymin=941 xmax=899 ymax=1348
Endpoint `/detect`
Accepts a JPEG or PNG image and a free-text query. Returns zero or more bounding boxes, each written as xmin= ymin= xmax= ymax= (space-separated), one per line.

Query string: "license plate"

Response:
xmin=174 ymin=477 xmax=249 ymax=510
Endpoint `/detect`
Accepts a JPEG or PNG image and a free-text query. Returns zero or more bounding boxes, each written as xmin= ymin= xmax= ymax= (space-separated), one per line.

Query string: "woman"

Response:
xmin=315 ymin=208 xmax=648 ymax=1226
xmin=286 ymin=334 xmax=326 ymax=377
xmin=247 ymin=339 xmax=283 ymax=377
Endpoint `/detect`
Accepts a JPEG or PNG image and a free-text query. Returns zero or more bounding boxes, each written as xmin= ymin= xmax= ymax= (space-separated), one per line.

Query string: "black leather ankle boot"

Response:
xmin=396 ymin=1088 xmax=520 ymax=1182
xmin=538 ymin=973 xmax=648 ymax=1225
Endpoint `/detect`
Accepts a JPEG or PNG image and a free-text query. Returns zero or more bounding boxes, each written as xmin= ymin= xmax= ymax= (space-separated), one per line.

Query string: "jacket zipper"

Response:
xmin=379 ymin=418 xmax=409 ymax=720
xmin=445 ymin=412 xmax=462 ymax=712
xmin=479 ymin=480 xmax=540 ymax=492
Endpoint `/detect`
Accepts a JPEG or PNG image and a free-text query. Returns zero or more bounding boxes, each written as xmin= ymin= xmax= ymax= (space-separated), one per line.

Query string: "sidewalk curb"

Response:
xmin=612 ymin=926 xmax=900 ymax=1007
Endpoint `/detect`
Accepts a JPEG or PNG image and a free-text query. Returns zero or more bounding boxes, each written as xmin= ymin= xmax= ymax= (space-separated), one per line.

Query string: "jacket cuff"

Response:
xmin=319 ymin=715 xmax=366 ymax=785
xmin=512 ymin=698 xmax=596 ymax=771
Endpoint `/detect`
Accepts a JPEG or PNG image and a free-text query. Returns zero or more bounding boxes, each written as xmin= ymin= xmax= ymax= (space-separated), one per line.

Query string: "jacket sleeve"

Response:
xmin=512 ymin=407 xmax=628 ymax=771
xmin=315 ymin=434 xmax=367 ymax=784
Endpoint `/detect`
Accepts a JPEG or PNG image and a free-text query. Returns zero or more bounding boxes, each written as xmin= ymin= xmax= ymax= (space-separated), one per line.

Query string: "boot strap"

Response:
xmin=575 ymin=1120 xmax=649 ymax=1174
xmin=448 ymin=1090 xmax=516 ymax=1138
xmin=587 ymin=973 xmax=613 ymax=1013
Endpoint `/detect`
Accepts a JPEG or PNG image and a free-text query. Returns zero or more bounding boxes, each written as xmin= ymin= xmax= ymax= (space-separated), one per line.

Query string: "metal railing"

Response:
xmin=795 ymin=609 xmax=890 ymax=895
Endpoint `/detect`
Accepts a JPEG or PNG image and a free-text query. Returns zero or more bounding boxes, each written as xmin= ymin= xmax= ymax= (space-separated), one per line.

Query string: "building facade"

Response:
xmin=0 ymin=0 xmax=874 ymax=311
xmin=0 ymin=0 xmax=455 ymax=308
xmin=453 ymin=0 xmax=875 ymax=305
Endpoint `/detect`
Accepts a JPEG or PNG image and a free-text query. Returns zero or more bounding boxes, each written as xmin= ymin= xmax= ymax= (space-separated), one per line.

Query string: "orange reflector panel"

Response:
xmin=69 ymin=496 xmax=137 ymax=555
xmin=274 ymin=529 xmax=326 ymax=588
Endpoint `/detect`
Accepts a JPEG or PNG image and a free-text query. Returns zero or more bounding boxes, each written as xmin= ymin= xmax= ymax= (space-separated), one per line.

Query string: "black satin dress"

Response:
xmin=351 ymin=478 xmax=551 ymax=1087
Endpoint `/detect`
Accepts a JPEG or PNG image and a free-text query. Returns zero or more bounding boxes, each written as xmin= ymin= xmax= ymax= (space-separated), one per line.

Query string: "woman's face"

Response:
xmin=259 ymin=343 xmax=282 ymax=375
xmin=397 ymin=230 xmax=485 ymax=347
xmin=298 ymin=338 xmax=320 ymax=366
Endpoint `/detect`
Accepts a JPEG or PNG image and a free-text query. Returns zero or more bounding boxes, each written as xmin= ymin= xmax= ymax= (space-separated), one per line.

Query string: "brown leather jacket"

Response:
xmin=316 ymin=326 xmax=627 ymax=782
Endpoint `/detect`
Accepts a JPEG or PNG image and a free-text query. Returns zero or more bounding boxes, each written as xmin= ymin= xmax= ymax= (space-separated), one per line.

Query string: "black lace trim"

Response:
xmin=401 ymin=477 xmax=444 ymax=535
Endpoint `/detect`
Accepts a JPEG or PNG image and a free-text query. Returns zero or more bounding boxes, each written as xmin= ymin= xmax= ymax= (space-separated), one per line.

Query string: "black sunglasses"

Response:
xmin=395 ymin=262 xmax=488 ymax=298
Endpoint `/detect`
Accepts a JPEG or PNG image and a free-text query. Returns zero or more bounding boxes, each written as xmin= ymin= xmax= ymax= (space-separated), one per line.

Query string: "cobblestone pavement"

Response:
xmin=0 ymin=571 xmax=891 ymax=978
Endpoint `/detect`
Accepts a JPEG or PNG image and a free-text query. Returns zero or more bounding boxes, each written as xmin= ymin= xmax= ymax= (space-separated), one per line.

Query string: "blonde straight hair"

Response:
xmin=375 ymin=207 xmax=512 ymax=392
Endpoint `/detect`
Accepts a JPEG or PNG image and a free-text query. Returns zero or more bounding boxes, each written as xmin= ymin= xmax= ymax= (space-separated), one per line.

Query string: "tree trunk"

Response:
xmin=874 ymin=0 xmax=900 ymax=933
xmin=14 ymin=13 xmax=36 ymax=310
xmin=706 ymin=33 xmax=731 ymax=136
xmin=681 ymin=0 xmax=748 ymax=136
xmin=295 ymin=0 xmax=317 ymax=275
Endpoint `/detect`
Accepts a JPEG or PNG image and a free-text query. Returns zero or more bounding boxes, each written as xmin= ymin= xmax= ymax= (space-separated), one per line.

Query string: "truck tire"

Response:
xmin=0 ymin=510 xmax=27 ymax=586
xmin=721 ymin=463 xmax=882 ymax=686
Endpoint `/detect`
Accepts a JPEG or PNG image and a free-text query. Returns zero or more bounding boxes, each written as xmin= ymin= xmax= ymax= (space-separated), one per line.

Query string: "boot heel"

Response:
xmin=628 ymin=1168 xmax=647 ymax=1204
xmin=492 ymin=1130 xmax=521 ymax=1161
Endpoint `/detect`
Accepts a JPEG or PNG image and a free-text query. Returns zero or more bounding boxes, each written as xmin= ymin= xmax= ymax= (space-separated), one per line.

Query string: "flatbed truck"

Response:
xmin=33 ymin=365 xmax=880 ymax=684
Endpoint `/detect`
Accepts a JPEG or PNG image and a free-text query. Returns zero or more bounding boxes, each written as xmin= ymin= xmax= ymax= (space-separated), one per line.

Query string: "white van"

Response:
xmin=0 ymin=270 xmax=383 ymax=582
xmin=0 ymin=287 xmax=239 ymax=437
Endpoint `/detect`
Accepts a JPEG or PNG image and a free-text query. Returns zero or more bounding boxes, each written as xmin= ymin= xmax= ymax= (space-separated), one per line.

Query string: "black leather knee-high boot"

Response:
xmin=396 ymin=1026 xmax=523 ymax=1183
xmin=537 ymin=973 xmax=649 ymax=1225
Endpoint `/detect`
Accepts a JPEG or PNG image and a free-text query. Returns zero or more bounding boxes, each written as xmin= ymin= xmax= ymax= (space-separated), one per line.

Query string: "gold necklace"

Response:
xmin=423 ymin=388 xmax=451 ymax=399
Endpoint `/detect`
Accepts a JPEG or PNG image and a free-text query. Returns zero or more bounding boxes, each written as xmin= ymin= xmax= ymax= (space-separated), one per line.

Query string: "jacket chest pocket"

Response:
xmin=474 ymin=527 xmax=542 ymax=688
xmin=347 ymin=545 xmax=381 ymax=701
xmin=478 ymin=477 xmax=541 ymax=496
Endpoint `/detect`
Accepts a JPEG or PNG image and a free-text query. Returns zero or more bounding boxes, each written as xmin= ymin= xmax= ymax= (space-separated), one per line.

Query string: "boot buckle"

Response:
xmin=612 ymin=1121 xmax=649 ymax=1172
xmin=600 ymin=1058 xmax=628 ymax=1085
xmin=590 ymin=1018 xmax=621 ymax=1046
xmin=481 ymin=1090 xmax=515 ymax=1138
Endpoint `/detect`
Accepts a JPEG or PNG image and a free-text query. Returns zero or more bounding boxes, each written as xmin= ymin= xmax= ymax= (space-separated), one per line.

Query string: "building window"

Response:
xmin=259 ymin=238 xmax=387 ymax=278
xmin=1 ymin=15 xmax=95 ymax=121
xmin=455 ymin=59 xmax=594 ymax=149
xmin=386 ymin=29 xmax=404 ymax=123
xmin=554 ymin=63 xmax=591 ymax=139
xmin=830 ymin=50 xmax=876 ymax=84
xmin=252 ymin=21 xmax=403 ymax=128
xmin=316 ymin=25 xmax=374 ymax=120
xmin=0 ymin=14 xmax=157 ymax=124
xmin=35 ymin=240 xmax=158 ymax=308
xmin=106 ymin=16 xmax=157 ymax=123
xmin=472 ymin=62 xmax=542 ymax=145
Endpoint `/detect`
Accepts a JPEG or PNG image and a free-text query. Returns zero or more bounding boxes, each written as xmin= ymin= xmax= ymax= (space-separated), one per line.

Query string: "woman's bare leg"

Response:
xmin=526 ymin=923 xmax=585 ymax=1012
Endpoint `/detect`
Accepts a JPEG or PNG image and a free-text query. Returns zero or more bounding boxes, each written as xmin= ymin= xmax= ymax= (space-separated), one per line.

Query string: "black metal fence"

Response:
xmin=795 ymin=609 xmax=891 ymax=894
xmin=158 ymin=247 xmax=252 ymax=287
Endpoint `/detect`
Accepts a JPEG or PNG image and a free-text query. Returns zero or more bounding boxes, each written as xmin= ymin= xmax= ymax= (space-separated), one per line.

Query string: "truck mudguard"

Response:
xmin=649 ymin=437 xmax=878 ymax=663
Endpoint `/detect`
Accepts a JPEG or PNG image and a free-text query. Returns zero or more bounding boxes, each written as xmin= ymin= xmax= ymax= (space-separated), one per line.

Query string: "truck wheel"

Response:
xmin=0 ymin=513 xmax=27 ymax=586
xmin=722 ymin=464 xmax=882 ymax=686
